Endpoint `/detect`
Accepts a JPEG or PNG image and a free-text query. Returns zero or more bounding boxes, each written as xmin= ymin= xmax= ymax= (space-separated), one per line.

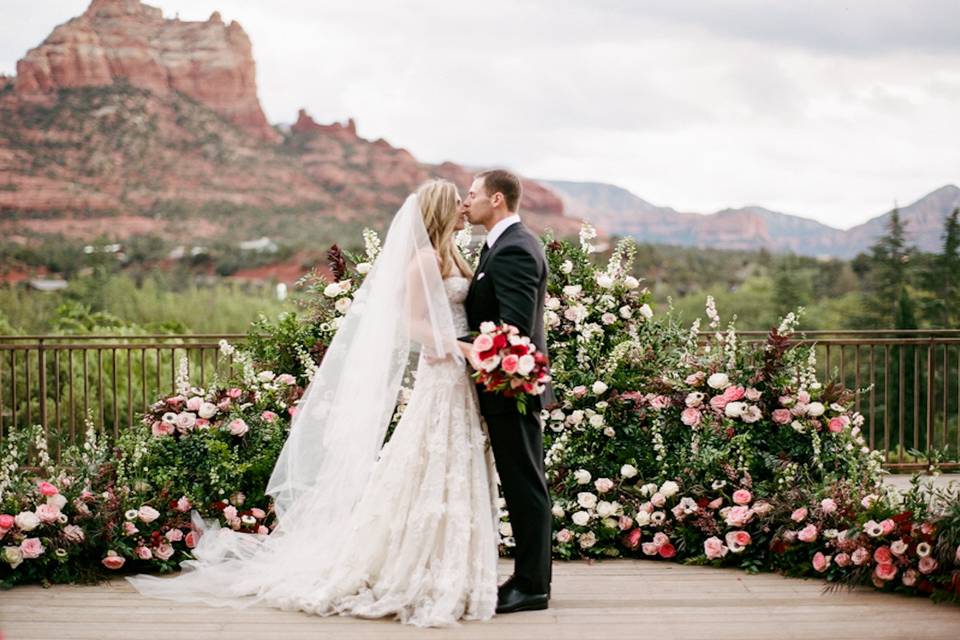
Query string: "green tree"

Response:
xmin=920 ymin=208 xmax=960 ymax=328
xmin=856 ymin=208 xmax=914 ymax=328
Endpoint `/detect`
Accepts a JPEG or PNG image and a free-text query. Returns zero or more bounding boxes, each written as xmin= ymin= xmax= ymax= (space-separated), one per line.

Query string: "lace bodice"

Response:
xmin=444 ymin=276 xmax=470 ymax=335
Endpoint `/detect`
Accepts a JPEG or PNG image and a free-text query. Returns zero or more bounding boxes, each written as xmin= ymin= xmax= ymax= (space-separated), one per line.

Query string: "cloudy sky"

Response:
xmin=2 ymin=0 xmax=959 ymax=228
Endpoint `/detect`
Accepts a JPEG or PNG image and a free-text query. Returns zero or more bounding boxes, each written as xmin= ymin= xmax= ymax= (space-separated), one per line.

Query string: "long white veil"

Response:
xmin=127 ymin=193 xmax=464 ymax=607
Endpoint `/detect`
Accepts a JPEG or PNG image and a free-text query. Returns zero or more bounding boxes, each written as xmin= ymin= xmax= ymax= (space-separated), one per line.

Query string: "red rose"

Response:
xmin=493 ymin=334 xmax=508 ymax=350
xmin=658 ymin=543 xmax=677 ymax=559
xmin=510 ymin=344 xmax=529 ymax=356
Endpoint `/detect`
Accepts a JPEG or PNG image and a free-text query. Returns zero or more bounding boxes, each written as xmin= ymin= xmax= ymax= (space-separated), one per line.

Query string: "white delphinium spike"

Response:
xmin=176 ymin=354 xmax=191 ymax=395
xmin=362 ymin=228 xmax=382 ymax=262
xmin=579 ymin=222 xmax=597 ymax=254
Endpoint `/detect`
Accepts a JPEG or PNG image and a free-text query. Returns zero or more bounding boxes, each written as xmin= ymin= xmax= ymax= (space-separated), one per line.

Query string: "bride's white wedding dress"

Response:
xmin=128 ymin=276 xmax=500 ymax=627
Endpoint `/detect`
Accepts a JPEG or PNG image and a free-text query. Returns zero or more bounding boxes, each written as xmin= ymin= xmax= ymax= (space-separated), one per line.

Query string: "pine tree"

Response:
xmin=858 ymin=208 xmax=913 ymax=328
xmin=921 ymin=208 xmax=960 ymax=328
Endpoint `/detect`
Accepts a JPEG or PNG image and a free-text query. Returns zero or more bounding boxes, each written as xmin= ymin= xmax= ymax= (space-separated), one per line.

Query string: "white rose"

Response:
xmin=572 ymin=511 xmax=590 ymax=526
xmin=335 ymin=297 xmax=352 ymax=314
xmin=596 ymin=501 xmax=615 ymax=517
xmin=552 ymin=503 xmax=565 ymax=518
xmin=741 ymin=405 xmax=762 ymax=423
xmin=14 ymin=511 xmax=40 ymax=532
xmin=791 ymin=420 xmax=806 ymax=433
xmin=198 ymin=402 xmax=218 ymax=419
xmin=578 ymin=531 xmax=597 ymax=549
xmin=640 ymin=483 xmax=659 ymax=497
xmin=603 ymin=426 xmax=616 ymax=437
xmin=595 ymin=478 xmax=614 ymax=493
xmin=619 ymin=305 xmax=633 ymax=319
xmin=601 ymin=312 xmax=617 ymax=325
xmin=355 ymin=262 xmax=371 ymax=274
xmin=338 ymin=279 xmax=352 ymax=294
xmin=560 ymin=260 xmax=573 ymax=274
xmin=480 ymin=321 xmax=497 ymax=333
xmin=563 ymin=284 xmax=582 ymax=298
xmin=634 ymin=510 xmax=651 ymax=526
xmin=323 ymin=282 xmax=341 ymax=297
xmin=589 ymin=414 xmax=605 ymax=428
xmin=2 ymin=546 xmax=24 ymax=569
xmin=707 ymin=372 xmax=730 ymax=389
xmin=47 ymin=494 xmax=68 ymax=510
xmin=807 ymin=402 xmax=825 ymax=417
xmin=577 ymin=492 xmax=598 ymax=509
xmin=549 ymin=409 xmax=565 ymax=422
xmin=659 ymin=481 xmax=680 ymax=498
xmin=724 ymin=401 xmax=746 ymax=418
xmin=257 ymin=371 xmax=275 ymax=382
xmin=573 ymin=469 xmax=592 ymax=485
xmin=639 ymin=303 xmax=653 ymax=319
xmin=595 ymin=273 xmax=614 ymax=289
xmin=544 ymin=310 xmax=560 ymax=328
xmin=517 ymin=354 xmax=536 ymax=375
xmin=624 ymin=276 xmax=640 ymax=289
xmin=138 ymin=505 xmax=161 ymax=524
xmin=620 ymin=464 xmax=638 ymax=478
xmin=592 ymin=381 xmax=608 ymax=395
xmin=499 ymin=522 xmax=513 ymax=537
xmin=545 ymin=296 xmax=561 ymax=310
xmin=568 ymin=410 xmax=585 ymax=426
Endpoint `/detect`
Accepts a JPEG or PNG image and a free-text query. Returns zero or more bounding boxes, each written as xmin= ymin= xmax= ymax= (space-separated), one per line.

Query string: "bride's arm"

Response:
xmin=405 ymin=249 xmax=461 ymax=361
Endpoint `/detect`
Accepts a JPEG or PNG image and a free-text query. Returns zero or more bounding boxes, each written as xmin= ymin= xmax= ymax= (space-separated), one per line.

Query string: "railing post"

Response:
xmin=38 ymin=337 xmax=47 ymax=436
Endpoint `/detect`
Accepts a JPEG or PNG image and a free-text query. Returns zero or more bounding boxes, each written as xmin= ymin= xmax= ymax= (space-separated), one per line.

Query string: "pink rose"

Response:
xmin=722 ymin=385 xmax=746 ymax=402
xmin=186 ymin=397 xmax=202 ymax=412
xmin=812 ymin=551 xmax=831 ymax=573
xmin=772 ymin=409 xmax=792 ymax=424
xmin=102 ymin=551 xmax=125 ymax=570
xmin=707 ymin=497 xmax=723 ymax=510
xmin=226 ymin=388 xmax=243 ymax=399
xmin=63 ymin=524 xmax=85 ymax=543
xmin=658 ymin=543 xmax=677 ymax=559
xmin=681 ymin=407 xmax=702 ymax=427
xmin=729 ymin=531 xmax=751 ymax=547
xmin=723 ymin=506 xmax=753 ymax=528
xmin=791 ymin=507 xmax=808 ymax=523
xmin=685 ymin=372 xmax=706 ymax=386
xmin=902 ymin=568 xmax=918 ymax=586
xmin=250 ymin=508 xmax=266 ymax=519
xmin=123 ymin=521 xmax=139 ymax=535
xmin=752 ymin=501 xmax=773 ymax=516
xmin=195 ymin=418 xmax=210 ymax=429
xmin=135 ymin=545 xmax=152 ymax=560
xmin=797 ymin=390 xmax=811 ymax=404
xmin=744 ymin=387 xmax=762 ymax=401
xmin=501 ymin=354 xmax=520 ymax=374
xmin=797 ymin=523 xmax=818 ymax=543
xmin=874 ymin=562 xmax=897 ymax=581
xmin=261 ymin=411 xmax=279 ymax=423
xmin=223 ymin=505 xmax=238 ymax=521
xmin=165 ymin=396 xmax=184 ymax=409
xmin=918 ymin=556 xmax=938 ymax=574
xmin=732 ymin=489 xmax=752 ymax=505
xmin=618 ymin=516 xmax=633 ymax=531
xmin=704 ymin=536 xmax=728 ymax=559
xmin=185 ymin=531 xmax=199 ymax=549
xmin=874 ymin=546 xmax=893 ymax=564
xmin=650 ymin=493 xmax=666 ymax=508
xmin=851 ymin=547 xmax=870 ymax=565
xmin=35 ymin=503 xmax=61 ymax=524
xmin=595 ymin=478 xmax=614 ymax=493
xmin=472 ymin=334 xmax=494 ymax=352
xmin=556 ymin=528 xmax=573 ymax=544
xmin=151 ymin=420 xmax=175 ymax=436
xmin=0 ymin=514 xmax=14 ymax=529
xmin=37 ymin=481 xmax=59 ymax=497
xmin=276 ymin=373 xmax=296 ymax=385
xmin=921 ymin=522 xmax=934 ymax=536
xmin=820 ymin=498 xmax=837 ymax=514
xmin=175 ymin=412 xmax=196 ymax=433
xmin=572 ymin=385 xmax=588 ymax=399
xmin=287 ymin=406 xmax=298 ymax=417
xmin=650 ymin=395 xmax=671 ymax=410
xmin=257 ymin=525 xmax=270 ymax=536
xmin=155 ymin=543 xmax=175 ymax=561
xmin=165 ymin=528 xmax=184 ymax=542
xmin=709 ymin=395 xmax=729 ymax=410
xmin=623 ymin=528 xmax=641 ymax=549
xmin=834 ymin=552 xmax=851 ymax=567
xmin=641 ymin=542 xmax=659 ymax=556
xmin=653 ymin=532 xmax=670 ymax=547
xmin=827 ymin=416 xmax=848 ymax=433
xmin=138 ymin=505 xmax=160 ymax=523
xmin=227 ymin=419 xmax=249 ymax=437
xmin=879 ymin=519 xmax=896 ymax=536
xmin=20 ymin=537 xmax=44 ymax=559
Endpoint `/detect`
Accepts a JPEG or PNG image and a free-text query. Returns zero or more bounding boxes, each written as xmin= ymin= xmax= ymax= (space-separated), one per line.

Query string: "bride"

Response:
xmin=128 ymin=180 xmax=501 ymax=627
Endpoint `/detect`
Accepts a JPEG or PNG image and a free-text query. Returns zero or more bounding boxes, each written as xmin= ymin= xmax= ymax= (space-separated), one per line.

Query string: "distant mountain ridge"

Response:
xmin=544 ymin=181 xmax=960 ymax=258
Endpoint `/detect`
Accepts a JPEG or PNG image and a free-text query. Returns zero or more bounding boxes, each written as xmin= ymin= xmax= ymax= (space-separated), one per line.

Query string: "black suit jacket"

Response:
xmin=464 ymin=222 xmax=556 ymax=415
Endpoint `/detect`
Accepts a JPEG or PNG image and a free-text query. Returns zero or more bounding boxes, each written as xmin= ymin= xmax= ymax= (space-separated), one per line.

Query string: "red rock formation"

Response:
xmin=14 ymin=0 xmax=278 ymax=142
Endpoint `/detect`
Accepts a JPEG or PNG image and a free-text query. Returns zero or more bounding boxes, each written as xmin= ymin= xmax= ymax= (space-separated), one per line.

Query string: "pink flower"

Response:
xmin=165 ymin=396 xmax=184 ymax=409
xmin=921 ymin=522 xmax=935 ymax=536
xmin=827 ymin=416 xmax=848 ymax=433
xmin=918 ymin=556 xmax=938 ymax=574
xmin=472 ymin=334 xmax=494 ymax=352
xmin=650 ymin=395 xmax=671 ymax=410
xmin=685 ymin=372 xmax=705 ymax=386
xmin=797 ymin=390 xmax=811 ymax=404
xmin=227 ymin=419 xmax=249 ymax=436
xmin=680 ymin=407 xmax=702 ymax=427
xmin=571 ymin=385 xmax=588 ymax=398
xmin=135 ymin=546 xmax=153 ymax=560
xmin=223 ymin=505 xmax=238 ymax=521
xmin=122 ymin=521 xmax=139 ymax=535
xmin=623 ymin=528 xmax=641 ymax=549
xmin=722 ymin=385 xmax=746 ymax=403
xmin=732 ymin=489 xmax=752 ymax=505
xmin=257 ymin=525 xmax=269 ymax=536
xmin=250 ymin=508 xmax=266 ymax=519
xmin=595 ymin=478 xmax=614 ymax=493
xmin=709 ymin=395 xmax=729 ymax=410
xmin=641 ymin=542 xmax=659 ymax=556
xmin=195 ymin=418 xmax=210 ymax=429
xmin=791 ymin=507 xmax=808 ymax=523
xmin=0 ymin=514 xmax=14 ymax=530
xmin=752 ymin=501 xmax=773 ymax=516
xmin=890 ymin=539 xmax=908 ymax=556
xmin=650 ymin=493 xmax=666 ymax=508
xmin=152 ymin=420 xmax=175 ymax=436
xmin=658 ymin=543 xmax=677 ymax=559
xmin=186 ymin=397 xmax=202 ymax=412
xmin=20 ymin=537 xmax=44 ymax=559
xmin=723 ymin=506 xmax=753 ymax=528
xmin=165 ymin=528 xmax=184 ymax=542
xmin=276 ymin=373 xmax=296 ymax=385
xmin=744 ymin=387 xmax=762 ymax=401
xmin=501 ymin=354 xmax=520 ymax=374
xmin=185 ymin=531 xmax=199 ymax=549
xmin=820 ymin=498 xmax=837 ymax=514
xmin=175 ymin=496 xmax=192 ymax=513
xmin=618 ymin=516 xmax=633 ymax=531
xmin=155 ymin=544 xmax=175 ymax=561
xmin=902 ymin=568 xmax=918 ymax=586
xmin=288 ymin=406 xmax=298 ymax=417
xmin=175 ymin=412 xmax=196 ymax=433
xmin=834 ymin=552 xmax=851 ymax=567
xmin=873 ymin=546 xmax=893 ymax=564
xmin=226 ymin=388 xmax=243 ymax=399
xmin=63 ymin=524 xmax=85 ymax=543
xmin=35 ymin=503 xmax=61 ymax=524
xmin=772 ymin=409 xmax=792 ymax=424
xmin=707 ymin=497 xmax=723 ymax=510
xmin=653 ymin=532 xmax=670 ymax=547
xmin=874 ymin=562 xmax=897 ymax=581
xmin=812 ymin=552 xmax=831 ymax=573
xmin=879 ymin=519 xmax=896 ymax=536
xmin=851 ymin=547 xmax=870 ymax=565
xmin=260 ymin=411 xmax=279 ymax=423
xmin=725 ymin=530 xmax=751 ymax=552
xmin=138 ymin=505 xmax=160 ymax=523
xmin=37 ymin=481 xmax=59 ymax=497
xmin=797 ymin=524 xmax=818 ymax=543
xmin=704 ymin=536 xmax=728 ymax=559
xmin=102 ymin=551 xmax=125 ymax=570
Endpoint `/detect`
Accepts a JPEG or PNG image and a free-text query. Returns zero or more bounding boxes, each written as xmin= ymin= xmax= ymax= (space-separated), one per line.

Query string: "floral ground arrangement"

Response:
xmin=2 ymin=224 xmax=959 ymax=603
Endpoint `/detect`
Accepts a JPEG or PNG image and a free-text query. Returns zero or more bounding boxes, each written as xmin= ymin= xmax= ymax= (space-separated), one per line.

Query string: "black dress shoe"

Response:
xmin=496 ymin=584 xmax=549 ymax=614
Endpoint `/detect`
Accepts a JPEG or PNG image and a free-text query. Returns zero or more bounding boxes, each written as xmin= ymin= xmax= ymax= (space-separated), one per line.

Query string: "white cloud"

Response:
xmin=1 ymin=0 xmax=957 ymax=228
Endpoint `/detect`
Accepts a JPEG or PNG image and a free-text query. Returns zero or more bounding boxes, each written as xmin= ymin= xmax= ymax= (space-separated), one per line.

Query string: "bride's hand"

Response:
xmin=458 ymin=341 xmax=481 ymax=370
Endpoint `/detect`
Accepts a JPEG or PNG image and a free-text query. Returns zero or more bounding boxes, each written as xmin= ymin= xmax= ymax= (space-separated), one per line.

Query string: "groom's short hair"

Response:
xmin=476 ymin=169 xmax=522 ymax=213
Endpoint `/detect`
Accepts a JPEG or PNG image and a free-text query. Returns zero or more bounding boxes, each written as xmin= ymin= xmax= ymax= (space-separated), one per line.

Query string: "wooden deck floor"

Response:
xmin=2 ymin=560 xmax=959 ymax=640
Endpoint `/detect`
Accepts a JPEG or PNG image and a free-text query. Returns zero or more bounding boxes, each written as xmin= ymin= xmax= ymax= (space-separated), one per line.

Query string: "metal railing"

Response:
xmin=1 ymin=330 xmax=958 ymax=469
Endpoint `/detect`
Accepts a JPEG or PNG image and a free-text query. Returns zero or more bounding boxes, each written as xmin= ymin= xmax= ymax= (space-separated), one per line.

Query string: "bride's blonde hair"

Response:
xmin=416 ymin=179 xmax=473 ymax=278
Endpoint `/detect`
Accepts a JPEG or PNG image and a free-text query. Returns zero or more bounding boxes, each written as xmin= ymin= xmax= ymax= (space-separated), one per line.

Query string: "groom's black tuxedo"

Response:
xmin=463 ymin=220 xmax=553 ymax=595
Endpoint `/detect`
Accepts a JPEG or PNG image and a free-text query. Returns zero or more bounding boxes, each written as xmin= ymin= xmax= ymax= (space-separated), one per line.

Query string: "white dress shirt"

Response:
xmin=485 ymin=214 xmax=521 ymax=249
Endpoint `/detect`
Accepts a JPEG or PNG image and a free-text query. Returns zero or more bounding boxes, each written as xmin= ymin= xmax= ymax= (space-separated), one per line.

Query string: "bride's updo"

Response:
xmin=416 ymin=179 xmax=473 ymax=278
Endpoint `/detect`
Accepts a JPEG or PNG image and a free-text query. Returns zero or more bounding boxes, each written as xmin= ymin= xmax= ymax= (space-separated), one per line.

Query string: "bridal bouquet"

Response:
xmin=470 ymin=322 xmax=550 ymax=414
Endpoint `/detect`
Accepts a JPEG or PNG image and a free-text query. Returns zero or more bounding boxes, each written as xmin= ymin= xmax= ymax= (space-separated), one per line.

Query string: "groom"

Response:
xmin=461 ymin=169 xmax=554 ymax=614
